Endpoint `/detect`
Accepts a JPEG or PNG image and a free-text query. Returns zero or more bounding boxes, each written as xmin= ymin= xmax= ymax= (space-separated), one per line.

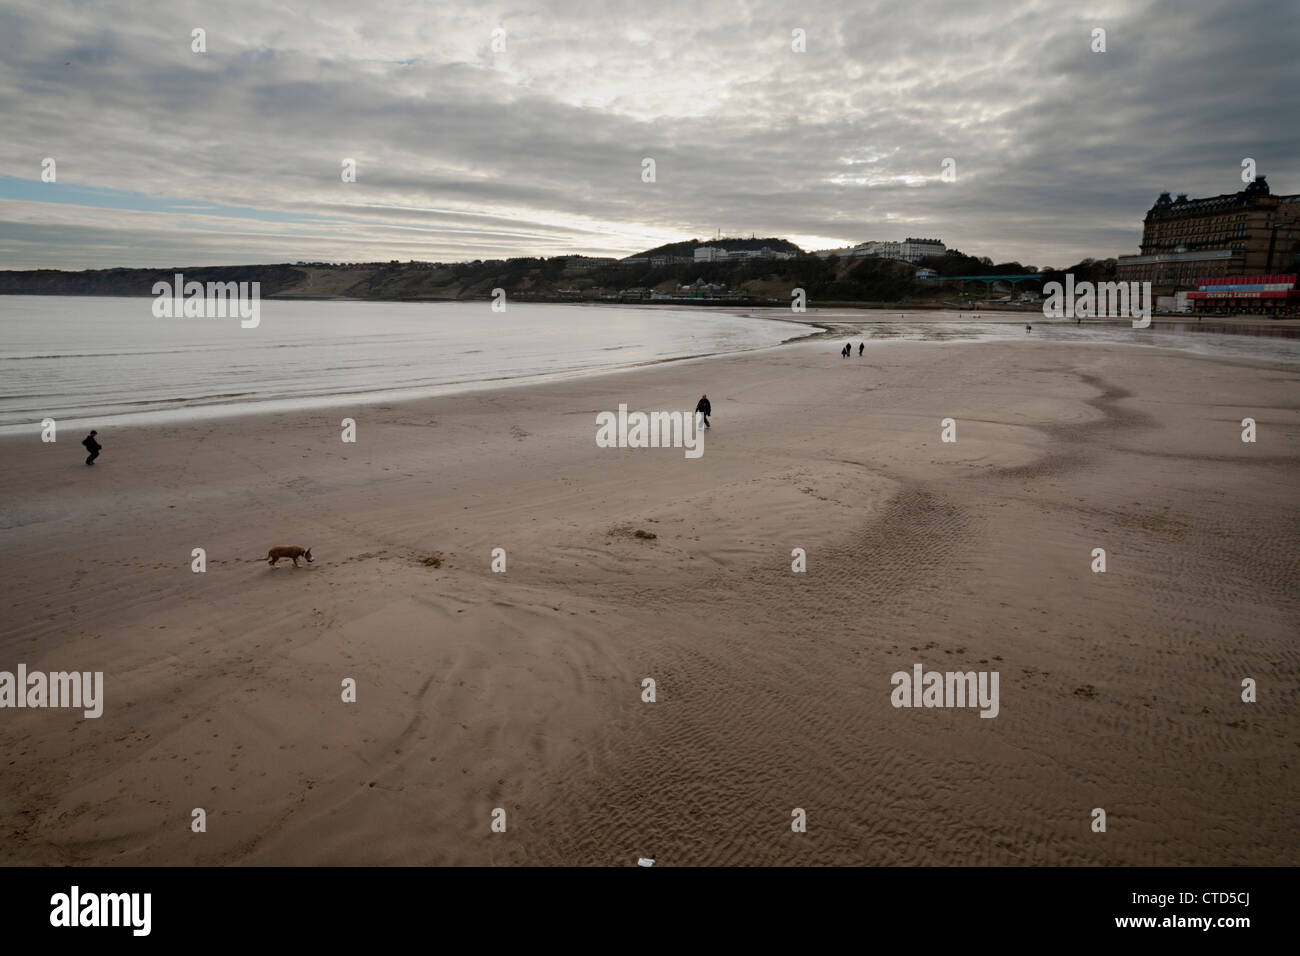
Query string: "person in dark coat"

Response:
xmin=82 ymin=430 xmax=101 ymax=466
xmin=695 ymin=394 xmax=711 ymax=429
xmin=858 ymin=342 xmax=864 ymax=356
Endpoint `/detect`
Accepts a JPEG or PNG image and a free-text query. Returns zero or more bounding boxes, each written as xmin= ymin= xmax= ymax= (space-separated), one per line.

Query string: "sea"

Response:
xmin=0 ymin=296 xmax=809 ymax=432
xmin=2 ymin=297 xmax=1296 ymax=434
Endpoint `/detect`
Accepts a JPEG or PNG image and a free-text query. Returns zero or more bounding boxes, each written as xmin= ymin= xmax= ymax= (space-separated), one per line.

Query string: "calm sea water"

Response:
xmin=0 ymin=297 xmax=809 ymax=432
xmin=3 ymin=298 xmax=1296 ymax=434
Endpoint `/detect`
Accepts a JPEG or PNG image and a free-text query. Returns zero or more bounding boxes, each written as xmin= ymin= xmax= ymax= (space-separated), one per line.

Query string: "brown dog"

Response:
xmin=266 ymin=546 xmax=313 ymax=567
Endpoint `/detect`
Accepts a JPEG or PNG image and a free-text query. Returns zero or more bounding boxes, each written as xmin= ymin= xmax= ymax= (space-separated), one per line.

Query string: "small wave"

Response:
xmin=0 ymin=348 xmax=203 ymax=360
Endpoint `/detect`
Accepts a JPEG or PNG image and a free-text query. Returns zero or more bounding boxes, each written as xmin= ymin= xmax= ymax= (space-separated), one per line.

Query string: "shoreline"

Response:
xmin=7 ymin=288 xmax=1298 ymax=325
xmin=0 ymin=329 xmax=830 ymax=438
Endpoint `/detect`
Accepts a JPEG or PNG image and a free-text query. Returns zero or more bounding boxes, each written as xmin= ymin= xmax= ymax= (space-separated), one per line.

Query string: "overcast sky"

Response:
xmin=1 ymin=0 xmax=1296 ymax=270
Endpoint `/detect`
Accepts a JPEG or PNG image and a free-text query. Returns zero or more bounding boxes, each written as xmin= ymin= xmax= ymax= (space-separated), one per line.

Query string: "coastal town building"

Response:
xmin=693 ymin=246 xmax=796 ymax=262
xmin=678 ymin=278 xmax=728 ymax=295
xmin=899 ymin=238 xmax=946 ymax=262
xmin=1116 ymin=178 xmax=1300 ymax=290
xmin=814 ymin=237 xmax=946 ymax=262
xmin=1185 ymin=273 xmax=1300 ymax=316
xmin=566 ymin=256 xmax=619 ymax=271
xmin=607 ymin=277 xmax=739 ymax=302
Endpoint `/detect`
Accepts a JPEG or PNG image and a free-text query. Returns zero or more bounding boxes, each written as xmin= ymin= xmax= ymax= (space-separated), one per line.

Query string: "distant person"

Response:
xmin=696 ymin=394 xmax=711 ymax=429
xmin=858 ymin=342 xmax=864 ymax=356
xmin=1026 ymin=324 xmax=1032 ymax=333
xmin=82 ymin=430 xmax=101 ymax=466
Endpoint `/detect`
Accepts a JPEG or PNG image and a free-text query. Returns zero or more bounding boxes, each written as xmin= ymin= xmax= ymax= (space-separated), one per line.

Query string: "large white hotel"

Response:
xmin=692 ymin=245 xmax=798 ymax=262
xmin=815 ymin=237 xmax=946 ymax=263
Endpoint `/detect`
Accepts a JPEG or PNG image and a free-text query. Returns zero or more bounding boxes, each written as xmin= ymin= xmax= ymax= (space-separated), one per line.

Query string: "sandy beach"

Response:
xmin=1 ymin=334 xmax=1296 ymax=866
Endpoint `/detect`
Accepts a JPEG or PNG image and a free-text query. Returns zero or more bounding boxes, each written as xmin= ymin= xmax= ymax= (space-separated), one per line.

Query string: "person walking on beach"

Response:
xmin=695 ymin=394 xmax=711 ymax=429
xmin=81 ymin=430 xmax=101 ymax=466
xmin=858 ymin=342 xmax=864 ymax=356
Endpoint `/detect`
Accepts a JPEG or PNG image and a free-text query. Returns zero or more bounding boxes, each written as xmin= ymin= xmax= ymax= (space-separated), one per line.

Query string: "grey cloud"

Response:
xmin=0 ymin=0 xmax=1295 ymax=269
